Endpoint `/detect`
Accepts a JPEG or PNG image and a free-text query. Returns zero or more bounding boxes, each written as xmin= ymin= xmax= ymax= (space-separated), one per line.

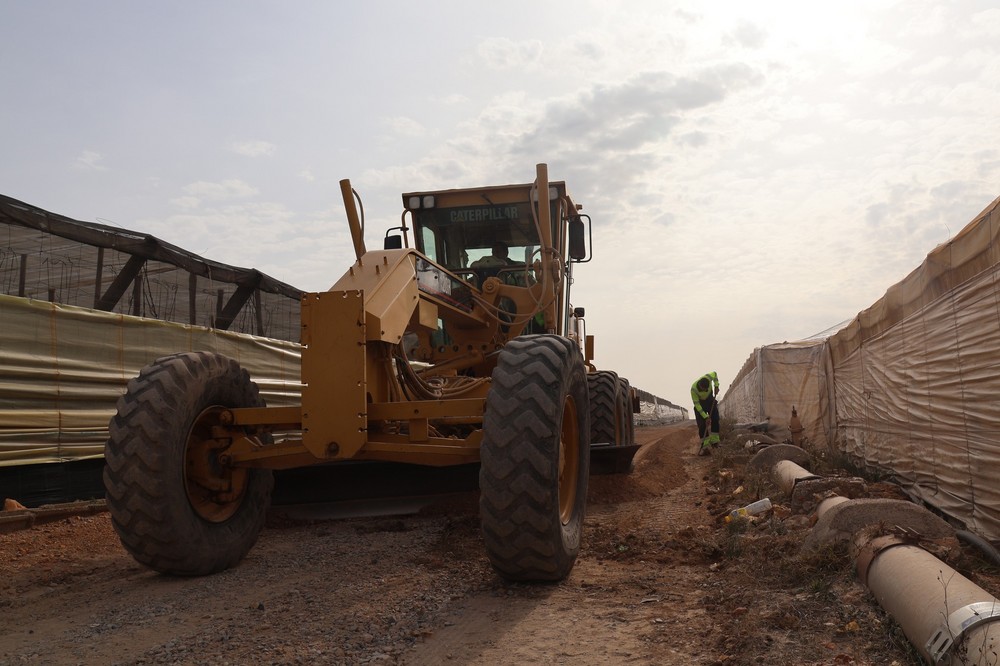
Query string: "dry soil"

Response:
xmin=3 ymin=422 xmax=998 ymax=665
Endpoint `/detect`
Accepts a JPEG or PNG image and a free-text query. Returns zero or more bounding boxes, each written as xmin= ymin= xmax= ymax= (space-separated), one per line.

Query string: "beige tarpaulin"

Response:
xmin=722 ymin=341 xmax=833 ymax=449
xmin=726 ymin=194 xmax=1000 ymax=541
xmin=0 ymin=294 xmax=302 ymax=466
xmin=828 ymin=195 xmax=1000 ymax=540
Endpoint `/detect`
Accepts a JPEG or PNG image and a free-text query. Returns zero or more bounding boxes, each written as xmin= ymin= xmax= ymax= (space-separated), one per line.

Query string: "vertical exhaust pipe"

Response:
xmin=340 ymin=178 xmax=367 ymax=263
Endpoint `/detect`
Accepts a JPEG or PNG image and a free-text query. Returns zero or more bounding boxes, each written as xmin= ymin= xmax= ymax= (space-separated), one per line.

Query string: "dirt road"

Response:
xmin=0 ymin=423 xmax=957 ymax=664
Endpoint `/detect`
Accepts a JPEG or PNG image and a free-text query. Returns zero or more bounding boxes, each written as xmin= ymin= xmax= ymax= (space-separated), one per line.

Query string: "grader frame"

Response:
xmin=103 ymin=163 xmax=636 ymax=582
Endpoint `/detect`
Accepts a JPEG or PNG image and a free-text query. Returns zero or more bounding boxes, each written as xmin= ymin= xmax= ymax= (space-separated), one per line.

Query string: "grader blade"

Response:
xmin=589 ymin=443 xmax=641 ymax=475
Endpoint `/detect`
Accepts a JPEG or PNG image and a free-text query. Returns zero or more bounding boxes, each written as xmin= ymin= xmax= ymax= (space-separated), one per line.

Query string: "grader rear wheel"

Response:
xmin=587 ymin=370 xmax=621 ymax=446
xmin=103 ymin=352 xmax=273 ymax=576
xmin=615 ymin=377 xmax=636 ymax=472
xmin=479 ymin=335 xmax=590 ymax=582
xmin=588 ymin=370 xmax=639 ymax=474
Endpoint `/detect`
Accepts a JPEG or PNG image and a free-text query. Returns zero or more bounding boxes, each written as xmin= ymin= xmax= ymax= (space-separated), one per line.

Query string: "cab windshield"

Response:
xmin=412 ymin=203 xmax=541 ymax=276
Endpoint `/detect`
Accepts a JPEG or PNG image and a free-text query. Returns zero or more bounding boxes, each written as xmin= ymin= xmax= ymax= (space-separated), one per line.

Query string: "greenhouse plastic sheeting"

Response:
xmin=0 ymin=294 xmax=302 ymax=466
xmin=725 ymin=194 xmax=1000 ymax=541
xmin=722 ymin=340 xmax=833 ymax=449
xmin=828 ymin=195 xmax=1000 ymax=541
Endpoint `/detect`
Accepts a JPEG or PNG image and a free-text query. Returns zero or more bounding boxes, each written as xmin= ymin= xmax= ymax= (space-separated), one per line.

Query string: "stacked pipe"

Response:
xmin=755 ymin=448 xmax=1000 ymax=665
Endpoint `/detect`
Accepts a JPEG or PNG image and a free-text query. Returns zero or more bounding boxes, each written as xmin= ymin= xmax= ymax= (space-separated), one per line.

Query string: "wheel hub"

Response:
xmin=184 ymin=406 xmax=248 ymax=522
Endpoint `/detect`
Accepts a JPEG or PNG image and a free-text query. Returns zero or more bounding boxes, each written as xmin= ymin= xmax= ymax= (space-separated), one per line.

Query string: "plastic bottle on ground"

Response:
xmin=724 ymin=498 xmax=772 ymax=523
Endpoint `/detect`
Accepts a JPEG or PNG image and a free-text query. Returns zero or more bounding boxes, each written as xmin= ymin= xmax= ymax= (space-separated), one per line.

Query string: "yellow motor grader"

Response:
xmin=103 ymin=163 xmax=637 ymax=582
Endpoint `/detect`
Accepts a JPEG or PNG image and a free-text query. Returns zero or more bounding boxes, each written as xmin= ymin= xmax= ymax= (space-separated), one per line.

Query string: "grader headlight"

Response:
xmin=406 ymin=195 xmax=435 ymax=210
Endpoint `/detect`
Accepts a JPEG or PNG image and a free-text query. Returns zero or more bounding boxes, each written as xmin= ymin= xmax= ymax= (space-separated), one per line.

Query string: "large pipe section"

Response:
xmin=772 ymin=459 xmax=819 ymax=495
xmin=857 ymin=537 xmax=1000 ymax=665
xmin=763 ymin=451 xmax=1000 ymax=664
xmin=815 ymin=495 xmax=849 ymax=519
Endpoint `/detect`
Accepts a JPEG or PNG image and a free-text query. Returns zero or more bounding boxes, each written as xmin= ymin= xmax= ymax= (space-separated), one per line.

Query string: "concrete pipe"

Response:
xmin=815 ymin=495 xmax=849 ymax=520
xmin=766 ymin=454 xmax=1000 ymax=662
xmin=857 ymin=537 xmax=1000 ymax=665
xmin=772 ymin=459 xmax=819 ymax=495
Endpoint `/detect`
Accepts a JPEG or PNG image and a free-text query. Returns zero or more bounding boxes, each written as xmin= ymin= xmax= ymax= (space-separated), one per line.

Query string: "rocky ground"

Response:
xmin=2 ymin=421 xmax=999 ymax=665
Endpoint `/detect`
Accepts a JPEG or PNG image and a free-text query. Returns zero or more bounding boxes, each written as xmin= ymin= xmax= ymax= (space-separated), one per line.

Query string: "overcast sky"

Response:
xmin=2 ymin=1 xmax=998 ymax=411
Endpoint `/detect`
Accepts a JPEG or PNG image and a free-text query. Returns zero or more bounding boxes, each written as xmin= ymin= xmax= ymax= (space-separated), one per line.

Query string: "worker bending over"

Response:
xmin=691 ymin=371 xmax=720 ymax=456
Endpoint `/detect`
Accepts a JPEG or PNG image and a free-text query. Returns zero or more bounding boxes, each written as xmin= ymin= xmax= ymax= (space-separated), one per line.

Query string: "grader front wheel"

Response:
xmin=479 ymin=335 xmax=591 ymax=582
xmin=103 ymin=352 xmax=273 ymax=576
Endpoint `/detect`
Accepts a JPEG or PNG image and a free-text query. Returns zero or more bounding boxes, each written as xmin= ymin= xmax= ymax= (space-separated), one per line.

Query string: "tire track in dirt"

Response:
xmin=405 ymin=422 xmax=720 ymax=665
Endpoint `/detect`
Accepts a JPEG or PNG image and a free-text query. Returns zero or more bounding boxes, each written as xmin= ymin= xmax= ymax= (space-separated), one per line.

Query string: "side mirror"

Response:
xmin=383 ymin=225 xmax=409 ymax=250
xmin=568 ymin=216 xmax=588 ymax=261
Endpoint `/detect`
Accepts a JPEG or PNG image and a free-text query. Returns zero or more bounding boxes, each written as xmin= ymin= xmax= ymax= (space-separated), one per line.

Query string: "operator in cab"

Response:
xmin=471 ymin=241 xmax=514 ymax=269
xmin=470 ymin=241 xmax=524 ymax=288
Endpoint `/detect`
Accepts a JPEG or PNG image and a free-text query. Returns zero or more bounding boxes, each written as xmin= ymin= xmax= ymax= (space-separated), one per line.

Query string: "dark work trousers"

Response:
xmin=696 ymin=396 xmax=720 ymax=440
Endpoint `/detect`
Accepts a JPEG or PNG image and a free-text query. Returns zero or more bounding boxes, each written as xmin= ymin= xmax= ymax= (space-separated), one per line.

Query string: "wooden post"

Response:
xmin=18 ymin=254 xmax=27 ymax=297
xmin=94 ymin=247 xmax=104 ymax=308
xmin=189 ymin=273 xmax=197 ymax=325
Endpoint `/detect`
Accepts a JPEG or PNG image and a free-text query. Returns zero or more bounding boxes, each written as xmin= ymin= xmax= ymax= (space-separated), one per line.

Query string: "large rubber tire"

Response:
xmin=615 ymin=377 xmax=637 ymax=473
xmin=479 ymin=335 xmax=591 ymax=582
xmin=587 ymin=370 xmax=621 ymax=447
xmin=617 ymin=377 xmax=635 ymax=447
xmin=103 ymin=352 xmax=274 ymax=576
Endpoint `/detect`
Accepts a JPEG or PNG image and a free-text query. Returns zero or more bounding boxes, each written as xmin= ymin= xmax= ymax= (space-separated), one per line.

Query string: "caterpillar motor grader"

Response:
xmin=103 ymin=163 xmax=637 ymax=582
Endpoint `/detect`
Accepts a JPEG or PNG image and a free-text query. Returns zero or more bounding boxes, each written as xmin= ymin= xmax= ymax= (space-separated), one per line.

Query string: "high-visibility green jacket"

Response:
xmin=691 ymin=371 xmax=719 ymax=418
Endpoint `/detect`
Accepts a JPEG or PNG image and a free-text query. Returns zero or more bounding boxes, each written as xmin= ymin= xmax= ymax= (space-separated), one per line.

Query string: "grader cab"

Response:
xmin=103 ymin=163 xmax=638 ymax=583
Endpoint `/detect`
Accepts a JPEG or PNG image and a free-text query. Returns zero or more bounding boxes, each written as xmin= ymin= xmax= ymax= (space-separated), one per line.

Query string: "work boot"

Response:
xmin=709 ymin=433 xmax=721 ymax=448
xmin=698 ymin=446 xmax=710 ymax=457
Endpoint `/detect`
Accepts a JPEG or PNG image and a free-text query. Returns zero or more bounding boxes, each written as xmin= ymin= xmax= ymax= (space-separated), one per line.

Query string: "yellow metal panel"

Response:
xmin=401 ymin=181 xmax=566 ymax=208
xmin=366 ymin=398 xmax=484 ymax=421
xmin=300 ymin=291 xmax=367 ymax=459
xmin=330 ymin=250 xmax=419 ymax=344
xmin=361 ymin=433 xmax=482 ymax=466
xmin=229 ymin=405 xmax=301 ymax=427
xmin=417 ymin=299 xmax=438 ymax=330
xmin=222 ymin=437 xmax=317 ymax=470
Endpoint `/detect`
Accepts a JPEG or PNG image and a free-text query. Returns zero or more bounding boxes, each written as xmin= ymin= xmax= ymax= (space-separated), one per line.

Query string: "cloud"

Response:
xmin=352 ymin=63 xmax=767 ymax=232
xmin=230 ymin=140 xmax=276 ymax=157
xmin=140 ymin=202 xmax=354 ymax=290
xmin=170 ymin=196 xmax=201 ymax=209
xmin=472 ymin=63 xmax=766 ymax=205
xmin=170 ymin=179 xmax=259 ymax=209
xmin=73 ymin=150 xmax=107 ymax=171
xmin=727 ymin=20 xmax=767 ymax=49
xmin=299 ymin=169 xmax=316 ymax=182
xmin=570 ymin=37 xmax=604 ymax=62
xmin=148 ymin=201 xmax=293 ymax=264
xmin=476 ymin=37 xmax=543 ymax=69
xmin=385 ymin=116 xmax=426 ymax=138
xmin=517 ymin=65 xmax=760 ymax=155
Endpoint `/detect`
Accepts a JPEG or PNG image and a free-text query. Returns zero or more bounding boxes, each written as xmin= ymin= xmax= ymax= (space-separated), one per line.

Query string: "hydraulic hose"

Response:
xmin=956 ymin=529 xmax=1000 ymax=567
